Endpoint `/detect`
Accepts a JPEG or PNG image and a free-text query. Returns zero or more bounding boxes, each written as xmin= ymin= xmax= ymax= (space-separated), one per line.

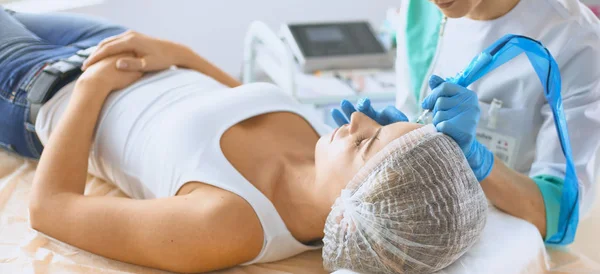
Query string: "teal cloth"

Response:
xmin=404 ymin=0 xmax=443 ymax=103
xmin=533 ymin=174 xmax=564 ymax=243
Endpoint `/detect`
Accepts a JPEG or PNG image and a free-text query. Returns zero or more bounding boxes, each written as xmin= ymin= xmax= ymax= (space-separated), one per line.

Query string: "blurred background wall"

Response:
xmin=67 ymin=0 xmax=399 ymax=77
xmin=5 ymin=0 xmax=600 ymax=77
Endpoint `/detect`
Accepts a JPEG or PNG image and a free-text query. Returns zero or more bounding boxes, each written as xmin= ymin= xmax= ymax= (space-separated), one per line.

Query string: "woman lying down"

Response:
xmin=0 ymin=9 xmax=487 ymax=274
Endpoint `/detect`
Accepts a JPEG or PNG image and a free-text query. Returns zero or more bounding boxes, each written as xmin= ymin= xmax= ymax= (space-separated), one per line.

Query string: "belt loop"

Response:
xmin=25 ymin=46 xmax=97 ymax=125
xmin=24 ymin=121 xmax=37 ymax=133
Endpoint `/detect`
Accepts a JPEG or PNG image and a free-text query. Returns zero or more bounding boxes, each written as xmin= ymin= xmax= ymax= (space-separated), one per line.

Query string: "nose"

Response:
xmin=349 ymin=112 xmax=377 ymax=134
xmin=348 ymin=112 xmax=362 ymax=133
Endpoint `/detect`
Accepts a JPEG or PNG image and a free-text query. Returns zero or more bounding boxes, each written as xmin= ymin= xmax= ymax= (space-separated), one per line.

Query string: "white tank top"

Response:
xmin=34 ymin=68 xmax=331 ymax=264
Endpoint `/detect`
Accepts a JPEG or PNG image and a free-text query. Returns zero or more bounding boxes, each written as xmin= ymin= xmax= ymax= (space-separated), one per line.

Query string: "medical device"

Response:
xmin=414 ymin=50 xmax=492 ymax=124
xmin=486 ymin=99 xmax=503 ymax=129
xmin=243 ymin=21 xmax=396 ymax=106
xmin=280 ymin=22 xmax=393 ymax=73
xmin=430 ymin=34 xmax=579 ymax=245
xmin=415 ymin=109 xmax=430 ymax=124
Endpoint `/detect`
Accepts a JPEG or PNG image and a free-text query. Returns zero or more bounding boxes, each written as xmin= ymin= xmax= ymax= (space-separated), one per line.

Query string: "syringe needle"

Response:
xmin=415 ymin=109 xmax=431 ymax=124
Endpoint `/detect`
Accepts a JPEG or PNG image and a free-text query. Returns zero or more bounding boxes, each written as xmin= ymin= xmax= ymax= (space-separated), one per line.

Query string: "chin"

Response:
xmin=436 ymin=2 xmax=470 ymax=18
xmin=444 ymin=11 xmax=469 ymax=18
xmin=314 ymin=135 xmax=328 ymax=162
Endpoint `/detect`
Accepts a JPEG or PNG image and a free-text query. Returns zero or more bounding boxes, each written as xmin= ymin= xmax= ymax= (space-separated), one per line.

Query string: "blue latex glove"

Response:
xmin=331 ymin=98 xmax=408 ymax=126
xmin=422 ymin=75 xmax=494 ymax=181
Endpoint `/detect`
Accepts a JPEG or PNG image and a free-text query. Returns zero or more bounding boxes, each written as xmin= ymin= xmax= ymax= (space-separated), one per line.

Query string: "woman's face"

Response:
xmin=429 ymin=0 xmax=483 ymax=18
xmin=315 ymin=112 xmax=423 ymax=189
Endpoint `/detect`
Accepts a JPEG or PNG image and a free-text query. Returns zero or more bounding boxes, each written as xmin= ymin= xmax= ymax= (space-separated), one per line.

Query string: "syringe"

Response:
xmin=415 ymin=52 xmax=493 ymax=125
xmin=415 ymin=109 xmax=431 ymax=124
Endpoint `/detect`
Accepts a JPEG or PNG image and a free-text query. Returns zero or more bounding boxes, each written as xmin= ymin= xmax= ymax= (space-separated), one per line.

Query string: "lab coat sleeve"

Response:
xmin=532 ymin=175 xmax=563 ymax=242
xmin=530 ymin=33 xmax=600 ymax=218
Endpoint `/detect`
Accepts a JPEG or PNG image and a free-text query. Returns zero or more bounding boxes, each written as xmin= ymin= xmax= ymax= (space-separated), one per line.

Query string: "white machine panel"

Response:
xmin=280 ymin=22 xmax=394 ymax=73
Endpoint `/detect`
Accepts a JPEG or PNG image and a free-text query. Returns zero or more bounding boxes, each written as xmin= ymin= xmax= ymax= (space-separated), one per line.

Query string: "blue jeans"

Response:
xmin=0 ymin=8 xmax=127 ymax=159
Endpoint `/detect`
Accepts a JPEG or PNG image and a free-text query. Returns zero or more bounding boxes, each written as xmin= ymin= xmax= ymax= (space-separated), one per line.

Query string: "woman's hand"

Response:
xmin=423 ymin=75 xmax=480 ymax=154
xmin=82 ymin=30 xmax=241 ymax=88
xmin=82 ymin=30 xmax=189 ymax=72
xmin=78 ymin=53 xmax=143 ymax=94
xmin=331 ymin=98 xmax=408 ymax=126
xmin=422 ymin=75 xmax=494 ymax=181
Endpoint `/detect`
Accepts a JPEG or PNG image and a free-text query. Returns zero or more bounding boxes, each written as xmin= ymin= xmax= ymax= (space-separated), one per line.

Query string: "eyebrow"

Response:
xmin=363 ymin=127 xmax=383 ymax=158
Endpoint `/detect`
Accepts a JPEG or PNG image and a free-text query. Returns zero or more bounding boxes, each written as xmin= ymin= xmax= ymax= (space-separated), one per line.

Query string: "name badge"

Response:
xmin=476 ymin=128 xmax=519 ymax=169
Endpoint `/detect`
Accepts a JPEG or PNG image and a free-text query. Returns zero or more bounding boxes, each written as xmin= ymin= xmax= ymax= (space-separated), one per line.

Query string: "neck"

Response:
xmin=275 ymin=155 xmax=334 ymax=243
xmin=467 ymin=0 xmax=520 ymax=20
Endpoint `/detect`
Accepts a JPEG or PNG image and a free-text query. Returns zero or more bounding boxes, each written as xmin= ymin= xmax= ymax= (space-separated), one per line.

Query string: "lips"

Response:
xmin=436 ymin=0 xmax=454 ymax=8
xmin=330 ymin=127 xmax=340 ymax=143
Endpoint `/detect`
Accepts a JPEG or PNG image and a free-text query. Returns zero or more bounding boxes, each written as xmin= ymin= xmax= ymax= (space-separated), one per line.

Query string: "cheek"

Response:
xmin=314 ymin=136 xmax=327 ymax=167
xmin=315 ymin=136 xmax=347 ymax=168
xmin=315 ymin=136 xmax=357 ymax=182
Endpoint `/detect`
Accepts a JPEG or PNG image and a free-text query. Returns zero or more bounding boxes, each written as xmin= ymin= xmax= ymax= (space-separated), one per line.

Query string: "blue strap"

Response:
xmin=447 ymin=34 xmax=579 ymax=245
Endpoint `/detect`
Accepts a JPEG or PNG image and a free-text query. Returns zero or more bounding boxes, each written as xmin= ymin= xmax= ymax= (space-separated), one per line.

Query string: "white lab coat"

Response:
xmin=395 ymin=0 xmax=600 ymax=214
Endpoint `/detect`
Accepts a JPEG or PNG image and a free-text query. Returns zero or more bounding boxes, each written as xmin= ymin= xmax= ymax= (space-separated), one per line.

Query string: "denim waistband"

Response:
xmin=10 ymin=62 xmax=48 ymax=107
xmin=16 ymin=59 xmax=83 ymax=108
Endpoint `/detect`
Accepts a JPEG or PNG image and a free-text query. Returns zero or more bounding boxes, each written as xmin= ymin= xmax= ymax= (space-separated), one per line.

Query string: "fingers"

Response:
xmin=96 ymin=32 xmax=127 ymax=49
xmin=423 ymin=74 xmax=446 ymax=110
xmin=335 ymin=98 xmax=407 ymax=126
xmin=431 ymin=96 xmax=479 ymax=125
xmin=434 ymin=120 xmax=452 ymax=135
xmin=356 ymin=98 xmax=378 ymax=120
xmin=83 ymin=32 xmax=138 ymax=70
xmin=434 ymin=120 xmax=470 ymax=150
xmin=340 ymin=100 xmax=357 ymax=120
xmin=381 ymin=106 xmax=408 ymax=124
xmin=331 ymin=108 xmax=349 ymax=126
xmin=432 ymin=108 xmax=462 ymax=125
xmin=84 ymin=40 xmax=136 ymax=69
xmin=338 ymin=98 xmax=408 ymax=126
xmin=422 ymin=81 xmax=466 ymax=110
xmin=434 ymin=119 xmax=469 ymax=139
xmin=431 ymin=93 xmax=470 ymax=113
xmin=429 ymin=75 xmax=445 ymax=90
xmin=116 ymin=57 xmax=146 ymax=71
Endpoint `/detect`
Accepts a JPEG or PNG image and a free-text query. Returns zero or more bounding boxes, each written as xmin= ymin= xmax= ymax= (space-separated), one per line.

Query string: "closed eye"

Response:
xmin=362 ymin=128 xmax=383 ymax=157
xmin=354 ymin=135 xmax=367 ymax=148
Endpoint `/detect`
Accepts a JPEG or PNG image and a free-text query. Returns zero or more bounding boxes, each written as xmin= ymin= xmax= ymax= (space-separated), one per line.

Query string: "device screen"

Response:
xmin=290 ymin=22 xmax=385 ymax=57
xmin=306 ymin=27 xmax=345 ymax=42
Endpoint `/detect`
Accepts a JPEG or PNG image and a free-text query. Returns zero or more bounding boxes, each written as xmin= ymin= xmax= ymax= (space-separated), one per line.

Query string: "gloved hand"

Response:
xmin=331 ymin=98 xmax=408 ymax=126
xmin=422 ymin=75 xmax=494 ymax=181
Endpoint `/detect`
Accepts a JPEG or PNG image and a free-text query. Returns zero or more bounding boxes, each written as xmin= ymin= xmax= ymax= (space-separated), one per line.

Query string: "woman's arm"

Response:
xmin=480 ymin=158 xmax=547 ymax=237
xmin=30 ymin=187 xmax=263 ymax=273
xmin=82 ymin=31 xmax=241 ymax=88
xmin=30 ymin=55 xmax=262 ymax=272
xmin=30 ymin=54 xmax=142 ymax=198
xmin=174 ymin=44 xmax=241 ymax=88
xmin=422 ymin=77 xmax=548 ymax=238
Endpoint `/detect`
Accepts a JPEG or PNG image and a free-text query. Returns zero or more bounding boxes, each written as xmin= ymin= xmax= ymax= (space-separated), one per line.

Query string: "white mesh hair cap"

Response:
xmin=322 ymin=125 xmax=488 ymax=274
